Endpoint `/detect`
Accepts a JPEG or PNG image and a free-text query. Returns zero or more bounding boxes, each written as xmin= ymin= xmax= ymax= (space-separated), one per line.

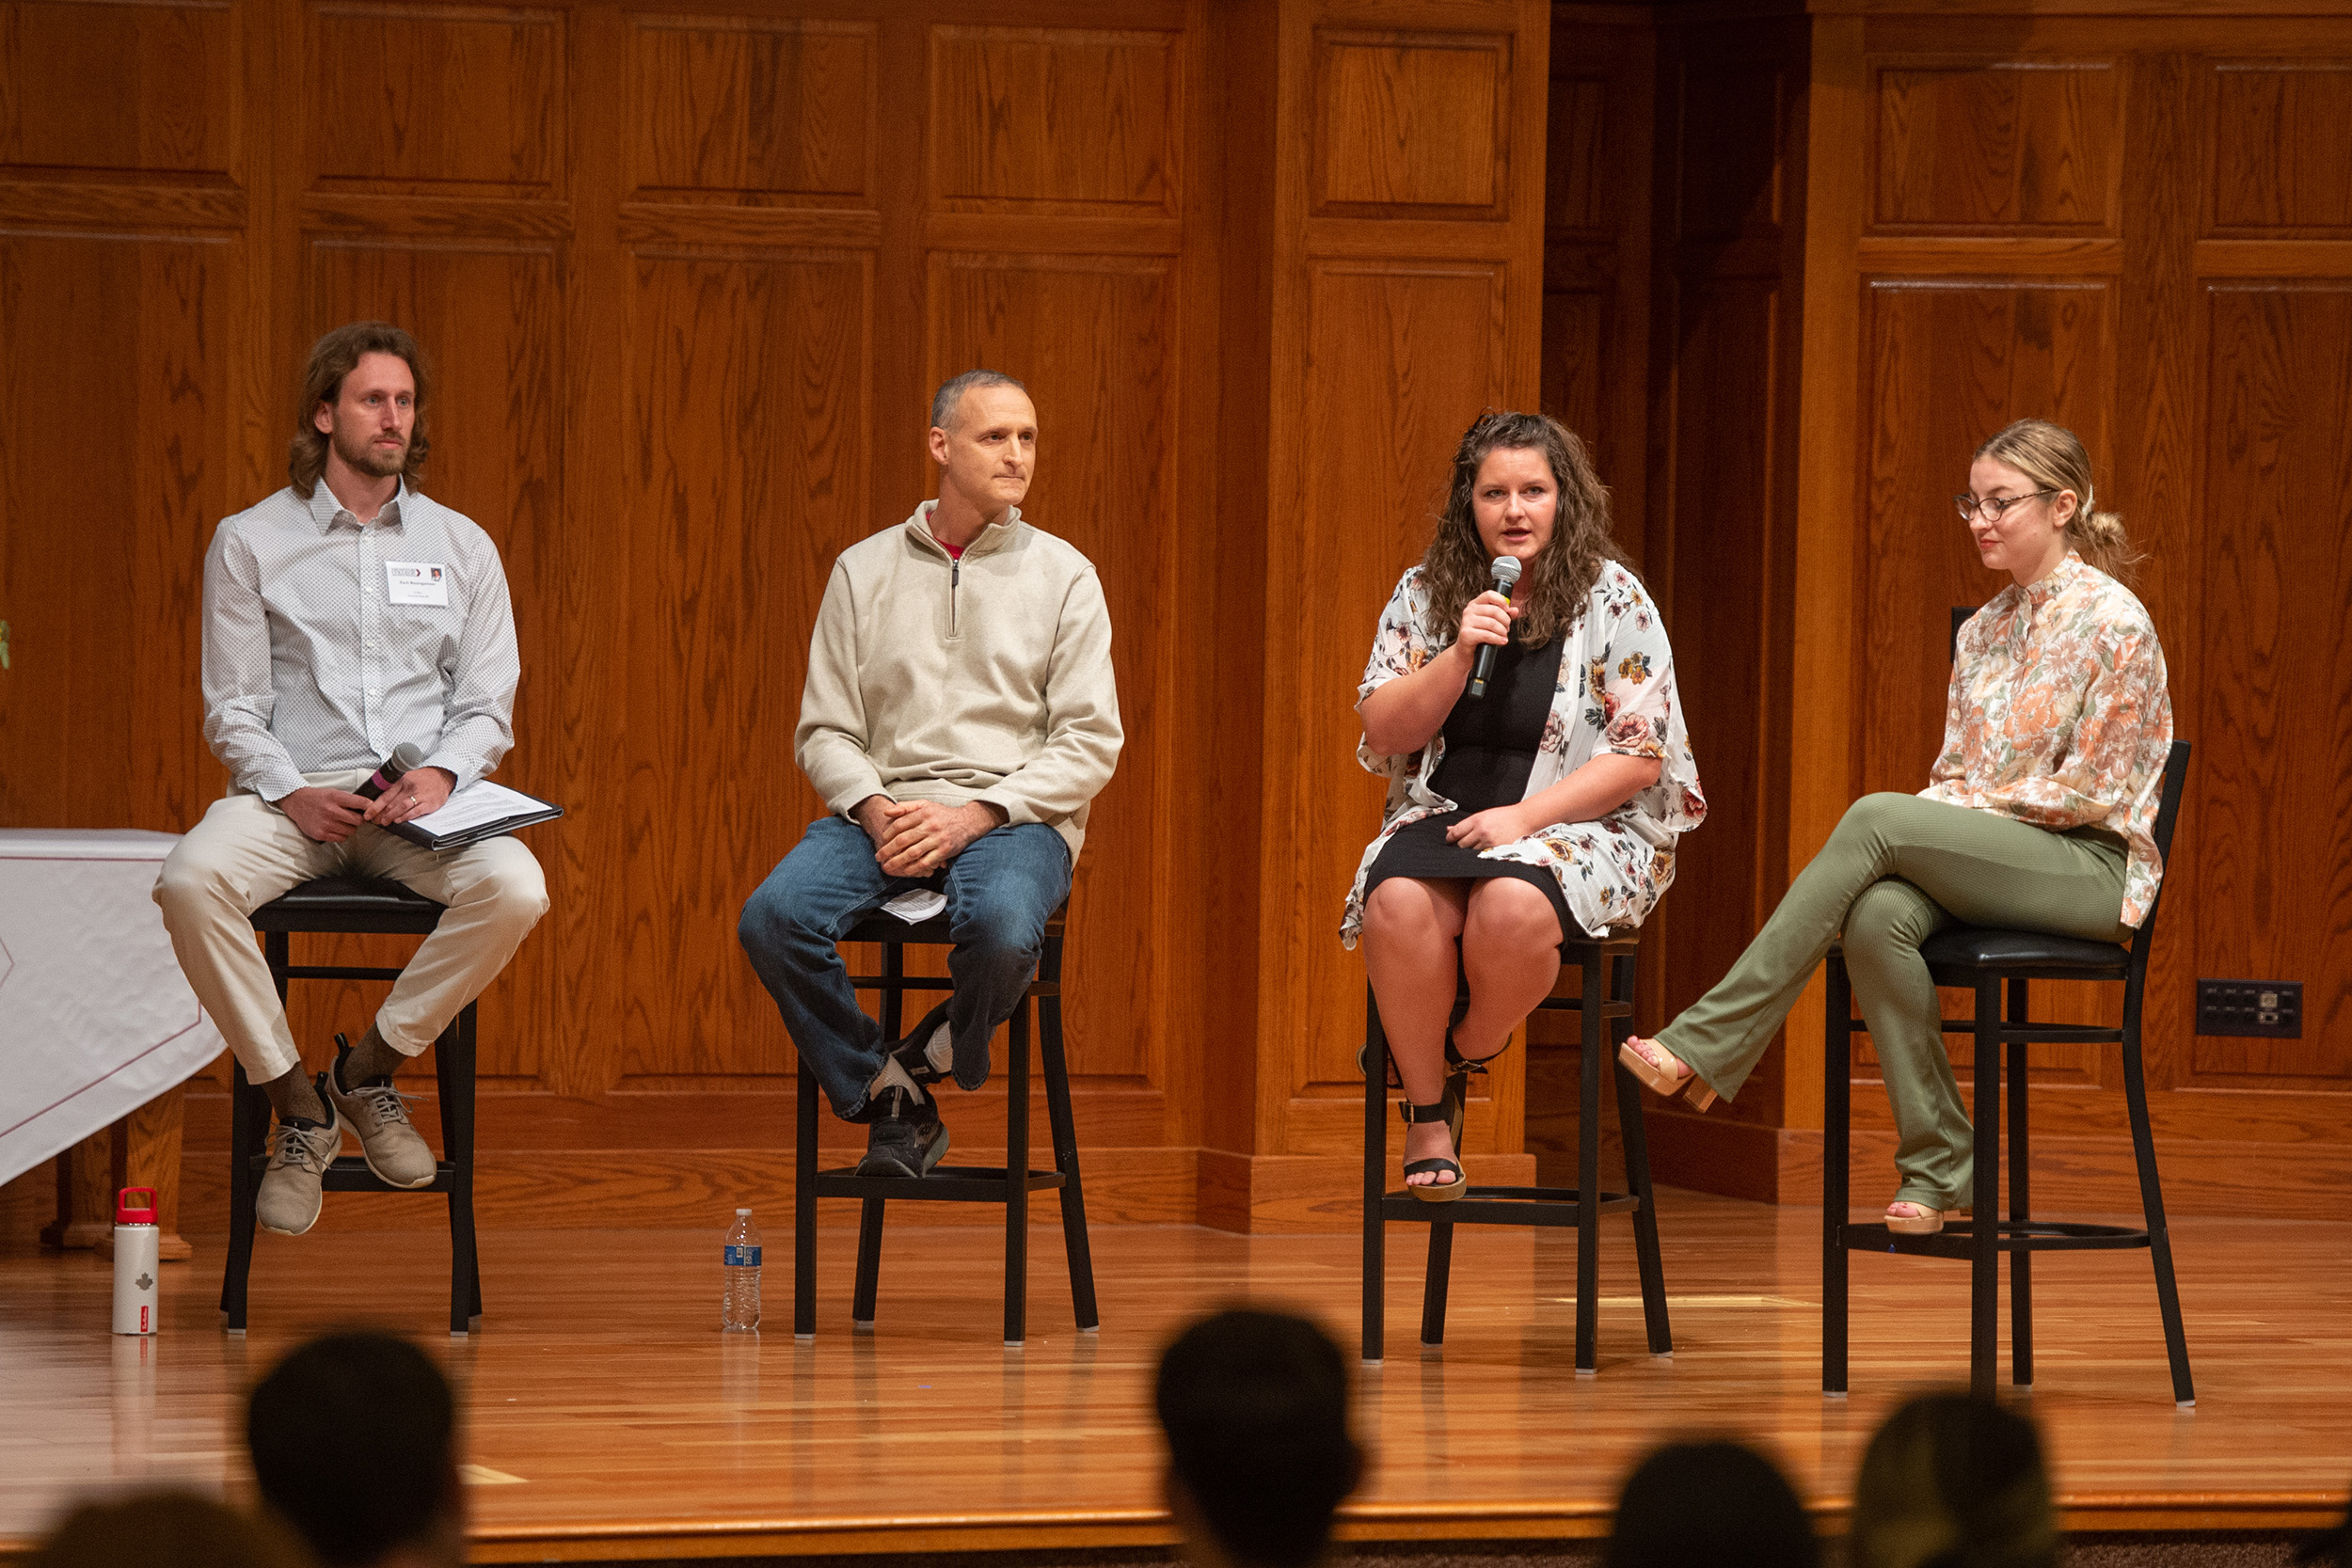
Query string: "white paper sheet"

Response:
xmin=882 ymin=888 xmax=948 ymax=924
xmin=405 ymin=780 xmax=553 ymax=837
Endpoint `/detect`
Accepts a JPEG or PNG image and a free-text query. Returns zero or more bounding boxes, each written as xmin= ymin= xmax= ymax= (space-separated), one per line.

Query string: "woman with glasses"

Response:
xmin=1343 ymin=412 xmax=1705 ymax=1199
xmin=1619 ymin=418 xmax=2171 ymax=1234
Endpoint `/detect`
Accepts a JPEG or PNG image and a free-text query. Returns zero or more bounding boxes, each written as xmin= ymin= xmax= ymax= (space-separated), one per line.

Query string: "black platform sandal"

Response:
xmin=1400 ymin=1100 xmax=1467 ymax=1202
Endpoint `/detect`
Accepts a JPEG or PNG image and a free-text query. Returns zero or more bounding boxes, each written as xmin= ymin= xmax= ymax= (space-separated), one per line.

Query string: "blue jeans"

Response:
xmin=739 ymin=815 xmax=1072 ymax=1119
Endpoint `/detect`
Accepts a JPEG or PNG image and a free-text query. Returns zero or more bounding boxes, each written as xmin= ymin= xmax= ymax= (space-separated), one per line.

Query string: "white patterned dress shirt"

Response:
xmin=200 ymin=479 xmax=519 ymax=801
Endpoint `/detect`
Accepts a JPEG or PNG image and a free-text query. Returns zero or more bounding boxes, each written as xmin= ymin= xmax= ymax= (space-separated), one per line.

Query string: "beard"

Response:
xmin=331 ymin=421 xmax=408 ymax=479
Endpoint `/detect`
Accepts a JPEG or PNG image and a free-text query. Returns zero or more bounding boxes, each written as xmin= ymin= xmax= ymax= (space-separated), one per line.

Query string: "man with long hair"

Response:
xmin=155 ymin=323 xmax=548 ymax=1236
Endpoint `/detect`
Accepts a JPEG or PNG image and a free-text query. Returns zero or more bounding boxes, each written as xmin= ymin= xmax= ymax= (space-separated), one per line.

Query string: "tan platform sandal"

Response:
xmin=1617 ymin=1036 xmax=1719 ymax=1112
xmin=1885 ymin=1201 xmax=1967 ymax=1236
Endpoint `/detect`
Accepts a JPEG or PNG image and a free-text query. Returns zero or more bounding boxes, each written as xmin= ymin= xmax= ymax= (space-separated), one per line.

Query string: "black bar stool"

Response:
xmin=1361 ymin=932 xmax=1672 ymax=1370
xmin=792 ymin=906 xmax=1097 ymax=1347
xmin=1823 ymin=740 xmax=2194 ymax=1403
xmin=223 ymin=875 xmax=481 ymax=1337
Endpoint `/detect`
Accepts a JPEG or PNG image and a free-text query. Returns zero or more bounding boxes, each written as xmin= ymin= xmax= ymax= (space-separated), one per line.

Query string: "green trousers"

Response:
xmin=1658 ymin=792 xmax=2130 ymax=1211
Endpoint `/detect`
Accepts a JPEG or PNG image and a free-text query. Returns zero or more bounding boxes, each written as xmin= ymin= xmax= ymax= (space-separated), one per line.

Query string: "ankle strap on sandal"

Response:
xmin=1399 ymin=1100 xmax=1452 ymax=1126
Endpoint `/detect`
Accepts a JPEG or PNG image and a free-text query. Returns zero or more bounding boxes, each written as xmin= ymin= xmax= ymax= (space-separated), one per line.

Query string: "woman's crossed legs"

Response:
xmin=1629 ymin=792 xmax=2129 ymax=1217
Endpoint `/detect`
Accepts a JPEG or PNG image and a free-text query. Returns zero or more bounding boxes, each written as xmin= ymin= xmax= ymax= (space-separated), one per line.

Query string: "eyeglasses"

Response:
xmin=1954 ymin=489 xmax=2056 ymax=522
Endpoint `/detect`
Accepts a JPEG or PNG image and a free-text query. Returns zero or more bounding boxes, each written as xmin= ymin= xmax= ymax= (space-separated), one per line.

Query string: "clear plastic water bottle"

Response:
xmin=722 ymin=1209 xmax=762 ymax=1332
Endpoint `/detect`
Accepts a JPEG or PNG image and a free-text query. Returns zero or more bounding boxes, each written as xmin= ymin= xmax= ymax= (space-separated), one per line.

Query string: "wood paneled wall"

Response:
xmin=1543 ymin=0 xmax=2352 ymax=1219
xmin=0 ymin=0 xmax=1552 ymax=1235
xmin=1800 ymin=6 xmax=2352 ymax=1217
xmin=8 ymin=0 xmax=2345 ymax=1238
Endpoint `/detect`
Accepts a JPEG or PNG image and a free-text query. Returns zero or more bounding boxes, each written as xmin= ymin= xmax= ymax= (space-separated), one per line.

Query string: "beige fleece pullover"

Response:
xmin=794 ymin=502 xmax=1123 ymax=862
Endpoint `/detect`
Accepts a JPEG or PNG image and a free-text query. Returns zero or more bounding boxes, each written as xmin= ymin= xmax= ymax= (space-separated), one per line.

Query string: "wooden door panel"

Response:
xmin=617 ymin=249 xmax=872 ymax=1084
xmin=2189 ymin=282 xmax=2352 ymax=1088
xmin=0 ymin=233 xmax=227 ymax=832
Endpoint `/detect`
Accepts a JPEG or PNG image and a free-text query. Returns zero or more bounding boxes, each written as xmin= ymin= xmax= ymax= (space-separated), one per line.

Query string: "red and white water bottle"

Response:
xmin=112 ymin=1188 xmax=160 ymax=1336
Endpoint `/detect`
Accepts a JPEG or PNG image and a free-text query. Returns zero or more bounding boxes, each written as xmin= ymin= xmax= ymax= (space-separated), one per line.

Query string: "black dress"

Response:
xmin=1364 ymin=632 xmax=1574 ymax=937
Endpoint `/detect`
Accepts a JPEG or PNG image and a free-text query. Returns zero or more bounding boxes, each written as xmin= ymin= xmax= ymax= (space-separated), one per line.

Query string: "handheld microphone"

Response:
xmin=354 ymin=742 xmax=427 ymax=801
xmin=1467 ymin=555 xmax=1523 ymax=700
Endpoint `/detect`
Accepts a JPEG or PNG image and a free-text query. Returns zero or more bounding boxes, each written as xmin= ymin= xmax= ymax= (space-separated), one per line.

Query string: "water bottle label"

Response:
xmin=724 ymin=1244 xmax=762 ymax=1267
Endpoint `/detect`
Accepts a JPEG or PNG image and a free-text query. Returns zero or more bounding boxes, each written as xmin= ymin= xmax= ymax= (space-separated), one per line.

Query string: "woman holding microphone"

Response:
xmin=1344 ymin=412 xmax=1706 ymax=1199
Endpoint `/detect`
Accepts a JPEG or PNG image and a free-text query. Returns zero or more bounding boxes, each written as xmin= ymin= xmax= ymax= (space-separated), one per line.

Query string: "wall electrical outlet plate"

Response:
xmin=2194 ymin=978 xmax=2302 ymax=1038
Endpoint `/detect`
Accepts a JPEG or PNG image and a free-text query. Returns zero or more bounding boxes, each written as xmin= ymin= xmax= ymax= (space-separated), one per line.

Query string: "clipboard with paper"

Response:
xmin=388 ymin=781 xmax=565 ymax=851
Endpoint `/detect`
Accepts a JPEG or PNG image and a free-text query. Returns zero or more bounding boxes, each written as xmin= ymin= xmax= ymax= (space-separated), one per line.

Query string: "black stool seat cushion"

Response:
xmin=249 ymin=875 xmax=448 ymax=934
xmin=1919 ymin=926 xmax=2127 ymax=973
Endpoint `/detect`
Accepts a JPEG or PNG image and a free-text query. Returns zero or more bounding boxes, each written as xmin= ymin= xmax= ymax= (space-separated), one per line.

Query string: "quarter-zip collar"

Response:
xmin=910 ymin=499 xmax=1023 ymax=560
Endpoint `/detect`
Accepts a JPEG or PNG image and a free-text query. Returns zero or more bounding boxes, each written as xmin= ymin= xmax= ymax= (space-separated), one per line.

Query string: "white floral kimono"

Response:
xmin=1340 ymin=562 xmax=1708 ymax=945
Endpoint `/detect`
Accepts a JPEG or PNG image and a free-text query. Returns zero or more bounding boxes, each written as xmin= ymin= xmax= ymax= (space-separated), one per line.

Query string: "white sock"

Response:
xmin=866 ymin=1054 xmax=923 ymax=1101
xmin=922 ymin=1020 xmax=954 ymax=1076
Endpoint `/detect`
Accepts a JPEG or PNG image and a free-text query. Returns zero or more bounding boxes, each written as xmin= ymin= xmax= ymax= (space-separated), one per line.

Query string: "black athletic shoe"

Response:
xmin=856 ymin=1085 xmax=949 ymax=1178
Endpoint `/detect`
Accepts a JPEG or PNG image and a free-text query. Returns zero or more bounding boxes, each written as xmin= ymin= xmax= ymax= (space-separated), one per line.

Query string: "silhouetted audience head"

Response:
xmin=246 ymin=1331 xmax=464 ymax=1568
xmin=1604 ymin=1440 xmax=1820 ymax=1568
xmin=1851 ymin=1392 xmax=2055 ymax=1568
xmin=25 ymin=1490 xmax=310 ymax=1568
xmin=1155 ymin=1308 xmax=1363 ymax=1568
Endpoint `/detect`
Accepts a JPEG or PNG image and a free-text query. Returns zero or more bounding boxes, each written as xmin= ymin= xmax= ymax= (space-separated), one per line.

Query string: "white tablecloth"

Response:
xmin=0 ymin=831 xmax=226 ymax=1186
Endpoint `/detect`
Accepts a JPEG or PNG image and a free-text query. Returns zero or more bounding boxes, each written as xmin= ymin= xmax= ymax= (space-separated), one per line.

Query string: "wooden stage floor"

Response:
xmin=2 ymin=1189 xmax=2345 ymax=1562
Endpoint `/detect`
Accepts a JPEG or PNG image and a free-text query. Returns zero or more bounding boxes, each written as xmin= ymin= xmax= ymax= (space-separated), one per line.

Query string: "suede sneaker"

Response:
xmin=255 ymin=1112 xmax=342 ymax=1236
xmin=324 ymin=1037 xmax=437 ymax=1189
xmin=856 ymin=1085 xmax=949 ymax=1178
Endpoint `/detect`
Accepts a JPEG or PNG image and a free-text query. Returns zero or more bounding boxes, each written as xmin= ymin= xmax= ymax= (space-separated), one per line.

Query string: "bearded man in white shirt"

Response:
xmin=154 ymin=322 xmax=548 ymax=1236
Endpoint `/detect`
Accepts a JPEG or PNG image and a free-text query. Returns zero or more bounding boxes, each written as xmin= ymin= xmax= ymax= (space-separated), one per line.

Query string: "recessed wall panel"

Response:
xmin=619 ymin=249 xmax=871 ymax=1080
xmin=311 ymin=3 xmax=564 ymax=190
xmin=0 ymin=0 xmax=232 ymax=175
xmin=928 ymin=26 xmax=1179 ymax=214
xmin=1313 ymin=31 xmax=1508 ymax=215
xmin=2193 ymin=283 xmax=2352 ymax=1084
xmin=628 ymin=17 xmax=873 ymax=202
xmin=1872 ymin=62 xmax=2119 ymax=232
xmin=2212 ymin=63 xmax=2352 ymax=234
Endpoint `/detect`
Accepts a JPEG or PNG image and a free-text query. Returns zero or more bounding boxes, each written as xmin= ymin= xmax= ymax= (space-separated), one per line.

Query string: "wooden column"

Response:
xmin=1202 ymin=0 xmax=1555 ymax=1229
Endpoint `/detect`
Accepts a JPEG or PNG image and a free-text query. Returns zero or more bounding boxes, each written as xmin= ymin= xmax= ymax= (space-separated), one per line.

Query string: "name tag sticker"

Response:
xmin=387 ymin=561 xmax=450 ymax=607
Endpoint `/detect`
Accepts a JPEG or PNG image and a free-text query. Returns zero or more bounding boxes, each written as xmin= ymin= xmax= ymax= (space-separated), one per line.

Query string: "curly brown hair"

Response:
xmin=1422 ymin=411 xmax=1623 ymax=646
xmin=288 ymin=322 xmax=433 ymax=497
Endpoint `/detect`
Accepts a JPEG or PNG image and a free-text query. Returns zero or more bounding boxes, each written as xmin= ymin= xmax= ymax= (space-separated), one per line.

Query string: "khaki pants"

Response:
xmin=1656 ymin=793 xmax=2130 ymax=1212
xmin=153 ymin=771 xmax=548 ymax=1082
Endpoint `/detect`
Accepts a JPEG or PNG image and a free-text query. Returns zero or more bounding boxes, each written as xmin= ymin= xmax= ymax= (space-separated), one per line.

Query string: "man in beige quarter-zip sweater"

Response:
xmin=739 ymin=371 xmax=1123 ymax=1180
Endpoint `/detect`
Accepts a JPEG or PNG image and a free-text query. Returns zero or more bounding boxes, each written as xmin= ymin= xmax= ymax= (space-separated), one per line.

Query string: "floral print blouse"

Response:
xmin=1924 ymin=551 xmax=2173 ymax=927
xmin=1341 ymin=562 xmax=1707 ymax=945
